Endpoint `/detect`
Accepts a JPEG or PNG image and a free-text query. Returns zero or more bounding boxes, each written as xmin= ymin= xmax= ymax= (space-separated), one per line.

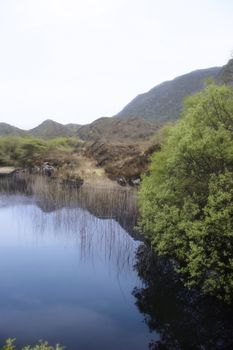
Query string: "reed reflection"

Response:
xmin=0 ymin=174 xmax=138 ymax=233
xmin=0 ymin=174 xmax=139 ymax=277
xmin=0 ymin=190 xmax=150 ymax=350
xmin=30 ymin=206 xmax=139 ymax=277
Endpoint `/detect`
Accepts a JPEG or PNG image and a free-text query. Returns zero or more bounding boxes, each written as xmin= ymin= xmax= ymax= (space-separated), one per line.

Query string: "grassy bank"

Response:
xmin=0 ymin=135 xmax=113 ymax=184
xmin=0 ymin=135 xmax=82 ymax=168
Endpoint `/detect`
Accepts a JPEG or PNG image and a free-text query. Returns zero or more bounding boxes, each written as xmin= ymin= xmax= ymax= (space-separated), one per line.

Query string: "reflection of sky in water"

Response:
xmin=0 ymin=195 xmax=157 ymax=350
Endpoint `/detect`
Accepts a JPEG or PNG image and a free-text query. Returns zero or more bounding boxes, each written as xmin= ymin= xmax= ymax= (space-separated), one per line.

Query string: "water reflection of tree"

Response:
xmin=133 ymin=244 xmax=233 ymax=350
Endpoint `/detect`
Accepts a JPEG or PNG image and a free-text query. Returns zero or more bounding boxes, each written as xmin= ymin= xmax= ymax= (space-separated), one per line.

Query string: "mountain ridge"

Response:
xmin=29 ymin=119 xmax=73 ymax=138
xmin=1 ymin=60 xmax=233 ymax=139
xmin=0 ymin=120 xmax=81 ymax=139
xmin=115 ymin=67 xmax=221 ymax=122
xmin=0 ymin=122 xmax=26 ymax=136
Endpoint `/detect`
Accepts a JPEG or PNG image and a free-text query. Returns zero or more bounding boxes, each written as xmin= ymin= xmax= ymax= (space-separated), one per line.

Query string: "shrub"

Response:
xmin=0 ymin=136 xmax=80 ymax=168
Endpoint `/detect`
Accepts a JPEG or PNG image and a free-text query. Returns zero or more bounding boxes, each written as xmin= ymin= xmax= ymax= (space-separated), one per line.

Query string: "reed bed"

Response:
xmin=0 ymin=174 xmax=138 ymax=234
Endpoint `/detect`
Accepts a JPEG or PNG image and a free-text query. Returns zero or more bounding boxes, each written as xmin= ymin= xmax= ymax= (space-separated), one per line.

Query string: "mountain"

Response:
xmin=77 ymin=116 xmax=160 ymax=142
xmin=0 ymin=123 xmax=26 ymax=136
xmin=1 ymin=60 xmax=233 ymax=140
xmin=218 ymin=59 xmax=233 ymax=86
xmin=116 ymin=67 xmax=221 ymax=122
xmin=65 ymin=123 xmax=82 ymax=133
xmin=0 ymin=120 xmax=81 ymax=139
xmin=28 ymin=119 xmax=73 ymax=138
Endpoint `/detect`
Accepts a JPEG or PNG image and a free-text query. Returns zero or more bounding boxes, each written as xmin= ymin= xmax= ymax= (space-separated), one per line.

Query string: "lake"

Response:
xmin=0 ymin=192 xmax=156 ymax=349
xmin=0 ymin=176 xmax=233 ymax=350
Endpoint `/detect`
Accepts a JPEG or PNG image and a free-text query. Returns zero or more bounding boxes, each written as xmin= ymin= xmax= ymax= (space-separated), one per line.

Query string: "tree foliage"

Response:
xmin=139 ymin=83 xmax=233 ymax=303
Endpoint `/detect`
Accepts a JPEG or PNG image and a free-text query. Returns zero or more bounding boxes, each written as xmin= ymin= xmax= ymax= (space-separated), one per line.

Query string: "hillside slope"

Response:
xmin=65 ymin=123 xmax=82 ymax=133
xmin=77 ymin=117 xmax=160 ymax=142
xmin=0 ymin=123 xmax=26 ymax=136
xmin=218 ymin=59 xmax=233 ymax=86
xmin=116 ymin=67 xmax=221 ymax=122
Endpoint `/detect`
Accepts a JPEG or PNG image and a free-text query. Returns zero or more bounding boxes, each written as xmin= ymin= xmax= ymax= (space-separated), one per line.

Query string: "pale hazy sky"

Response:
xmin=0 ymin=0 xmax=232 ymax=129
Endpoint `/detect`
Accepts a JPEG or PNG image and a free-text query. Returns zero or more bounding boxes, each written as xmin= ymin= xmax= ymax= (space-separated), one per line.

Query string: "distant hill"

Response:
xmin=1 ymin=60 xmax=233 ymax=141
xmin=116 ymin=67 xmax=221 ymax=122
xmin=0 ymin=120 xmax=81 ymax=139
xmin=218 ymin=59 xmax=233 ymax=86
xmin=65 ymin=123 xmax=82 ymax=133
xmin=77 ymin=117 xmax=160 ymax=142
xmin=28 ymin=119 xmax=74 ymax=138
xmin=0 ymin=123 xmax=26 ymax=136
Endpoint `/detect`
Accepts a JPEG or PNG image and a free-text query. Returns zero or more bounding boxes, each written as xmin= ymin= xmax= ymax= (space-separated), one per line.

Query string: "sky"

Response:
xmin=0 ymin=0 xmax=232 ymax=129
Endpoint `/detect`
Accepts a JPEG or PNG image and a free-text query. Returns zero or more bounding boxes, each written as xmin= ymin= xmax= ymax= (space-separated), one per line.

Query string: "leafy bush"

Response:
xmin=139 ymin=83 xmax=233 ymax=303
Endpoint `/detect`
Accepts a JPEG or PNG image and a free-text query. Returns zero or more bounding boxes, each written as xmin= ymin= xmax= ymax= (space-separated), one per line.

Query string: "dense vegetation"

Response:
xmin=0 ymin=136 xmax=80 ymax=168
xmin=139 ymin=83 xmax=233 ymax=303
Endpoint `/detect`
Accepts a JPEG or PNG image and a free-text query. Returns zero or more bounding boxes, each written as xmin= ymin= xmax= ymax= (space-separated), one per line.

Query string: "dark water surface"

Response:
xmin=0 ymin=177 xmax=233 ymax=350
xmin=0 ymin=194 xmax=155 ymax=349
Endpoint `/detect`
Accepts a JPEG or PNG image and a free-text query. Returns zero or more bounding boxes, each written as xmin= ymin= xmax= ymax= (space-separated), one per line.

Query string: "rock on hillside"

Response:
xmin=0 ymin=123 xmax=26 ymax=136
xmin=77 ymin=117 xmax=160 ymax=142
xmin=86 ymin=140 xmax=161 ymax=182
xmin=116 ymin=67 xmax=221 ymax=122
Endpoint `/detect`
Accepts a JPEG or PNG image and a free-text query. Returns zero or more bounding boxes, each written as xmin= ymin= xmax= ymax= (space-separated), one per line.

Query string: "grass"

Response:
xmin=0 ymin=136 xmax=83 ymax=168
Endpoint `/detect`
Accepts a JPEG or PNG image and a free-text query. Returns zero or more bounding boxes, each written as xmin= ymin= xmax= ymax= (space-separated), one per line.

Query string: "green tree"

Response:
xmin=139 ymin=83 xmax=233 ymax=303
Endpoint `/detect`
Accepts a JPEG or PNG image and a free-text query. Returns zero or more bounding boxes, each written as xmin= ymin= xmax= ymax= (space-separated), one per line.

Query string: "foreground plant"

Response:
xmin=139 ymin=83 xmax=233 ymax=303
xmin=2 ymin=339 xmax=64 ymax=350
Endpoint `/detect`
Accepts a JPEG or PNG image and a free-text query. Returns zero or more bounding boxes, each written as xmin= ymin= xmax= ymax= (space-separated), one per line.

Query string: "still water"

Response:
xmin=0 ymin=177 xmax=233 ymax=350
xmin=0 ymin=194 xmax=154 ymax=349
